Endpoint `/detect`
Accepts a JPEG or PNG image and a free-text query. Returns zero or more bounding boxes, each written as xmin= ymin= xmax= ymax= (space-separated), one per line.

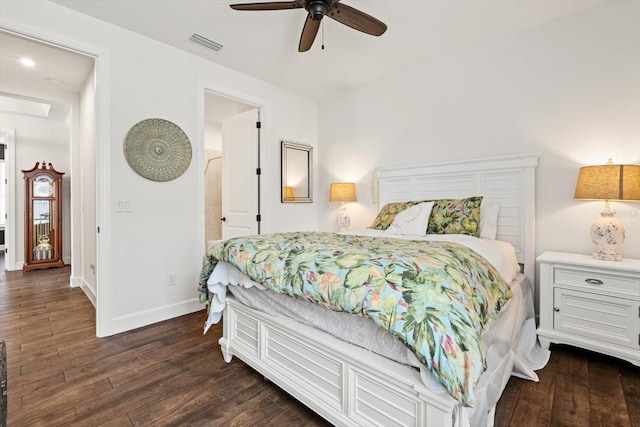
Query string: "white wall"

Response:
xmin=9 ymin=1 xmax=636 ymax=335
xmin=77 ymin=65 xmax=97 ymax=304
xmin=318 ymin=2 xmax=640 ymax=265
xmin=1 ymin=0 xmax=318 ymax=336
xmin=204 ymin=122 xmax=222 ymax=151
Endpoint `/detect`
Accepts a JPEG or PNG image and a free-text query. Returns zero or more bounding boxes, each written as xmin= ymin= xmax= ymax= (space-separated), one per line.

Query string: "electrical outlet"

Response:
xmin=168 ymin=272 xmax=177 ymax=286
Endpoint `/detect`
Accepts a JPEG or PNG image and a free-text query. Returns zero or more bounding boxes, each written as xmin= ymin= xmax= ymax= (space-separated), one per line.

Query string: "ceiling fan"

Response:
xmin=229 ymin=0 xmax=387 ymax=52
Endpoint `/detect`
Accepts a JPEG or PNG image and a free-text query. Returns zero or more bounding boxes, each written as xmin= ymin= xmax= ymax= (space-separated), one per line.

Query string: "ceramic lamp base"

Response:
xmin=591 ymin=208 xmax=625 ymax=261
xmin=336 ymin=205 xmax=350 ymax=232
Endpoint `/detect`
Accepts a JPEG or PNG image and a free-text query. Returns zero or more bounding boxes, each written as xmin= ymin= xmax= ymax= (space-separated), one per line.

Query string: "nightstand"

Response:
xmin=537 ymin=251 xmax=640 ymax=366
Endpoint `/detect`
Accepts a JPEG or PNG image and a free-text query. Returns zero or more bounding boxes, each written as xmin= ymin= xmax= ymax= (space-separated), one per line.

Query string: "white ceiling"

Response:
xmin=0 ymin=30 xmax=95 ymax=122
xmin=50 ymin=0 xmax=602 ymax=100
xmin=0 ymin=29 xmax=250 ymax=125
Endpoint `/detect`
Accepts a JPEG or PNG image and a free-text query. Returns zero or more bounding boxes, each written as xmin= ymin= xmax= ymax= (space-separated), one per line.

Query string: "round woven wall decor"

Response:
xmin=124 ymin=118 xmax=192 ymax=182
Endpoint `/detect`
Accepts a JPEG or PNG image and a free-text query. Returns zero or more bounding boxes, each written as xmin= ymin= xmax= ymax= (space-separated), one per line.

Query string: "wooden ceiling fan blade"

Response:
xmin=298 ymin=15 xmax=321 ymax=52
xmin=326 ymin=2 xmax=387 ymax=36
xmin=230 ymin=1 xmax=304 ymax=11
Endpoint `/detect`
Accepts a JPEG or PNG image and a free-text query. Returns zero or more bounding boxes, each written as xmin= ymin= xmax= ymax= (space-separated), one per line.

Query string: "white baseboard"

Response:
xmin=80 ymin=279 xmax=97 ymax=308
xmin=98 ymin=299 xmax=204 ymax=337
xmin=8 ymin=261 xmax=23 ymax=271
xmin=71 ymin=275 xmax=96 ymax=308
xmin=8 ymin=261 xmax=70 ymax=271
xmin=70 ymin=275 xmax=83 ymax=288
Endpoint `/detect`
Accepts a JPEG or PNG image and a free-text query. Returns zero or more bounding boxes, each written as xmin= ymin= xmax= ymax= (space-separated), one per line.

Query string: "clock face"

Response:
xmin=33 ymin=175 xmax=54 ymax=198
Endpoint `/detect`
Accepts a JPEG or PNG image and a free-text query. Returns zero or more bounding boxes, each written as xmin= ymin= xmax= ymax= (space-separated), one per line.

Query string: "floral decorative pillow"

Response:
xmin=427 ymin=196 xmax=483 ymax=237
xmin=369 ymin=201 xmax=412 ymax=230
xmin=386 ymin=201 xmax=435 ymax=236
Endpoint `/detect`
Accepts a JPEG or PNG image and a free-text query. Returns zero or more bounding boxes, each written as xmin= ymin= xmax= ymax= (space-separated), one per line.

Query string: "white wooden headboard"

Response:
xmin=376 ymin=153 xmax=540 ymax=285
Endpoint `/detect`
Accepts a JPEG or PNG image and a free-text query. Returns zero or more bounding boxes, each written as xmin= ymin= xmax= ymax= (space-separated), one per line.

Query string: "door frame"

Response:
xmin=0 ymin=22 xmax=111 ymax=336
xmin=196 ymin=80 xmax=270 ymax=259
xmin=0 ymin=129 xmax=15 ymax=269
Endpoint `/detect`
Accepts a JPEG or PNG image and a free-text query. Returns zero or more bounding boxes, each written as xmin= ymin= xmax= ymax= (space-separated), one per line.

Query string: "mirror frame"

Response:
xmin=281 ymin=141 xmax=312 ymax=203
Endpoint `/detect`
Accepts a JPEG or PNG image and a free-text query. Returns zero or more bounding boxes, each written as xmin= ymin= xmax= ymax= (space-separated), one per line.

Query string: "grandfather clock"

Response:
xmin=22 ymin=161 xmax=65 ymax=272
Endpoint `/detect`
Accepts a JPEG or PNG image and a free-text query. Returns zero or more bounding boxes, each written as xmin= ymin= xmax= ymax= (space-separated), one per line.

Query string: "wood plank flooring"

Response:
xmin=1 ymin=261 xmax=639 ymax=426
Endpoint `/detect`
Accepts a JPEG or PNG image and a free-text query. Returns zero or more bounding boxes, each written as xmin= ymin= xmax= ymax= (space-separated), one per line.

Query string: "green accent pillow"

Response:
xmin=426 ymin=196 xmax=483 ymax=237
xmin=369 ymin=202 xmax=412 ymax=230
xmin=371 ymin=196 xmax=483 ymax=237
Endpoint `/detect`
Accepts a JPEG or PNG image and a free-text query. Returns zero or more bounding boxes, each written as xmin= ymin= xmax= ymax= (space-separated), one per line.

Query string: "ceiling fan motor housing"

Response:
xmin=306 ymin=0 xmax=331 ymax=20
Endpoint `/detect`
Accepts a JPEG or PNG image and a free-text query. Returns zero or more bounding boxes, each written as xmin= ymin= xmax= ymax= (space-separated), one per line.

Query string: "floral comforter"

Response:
xmin=198 ymin=232 xmax=511 ymax=406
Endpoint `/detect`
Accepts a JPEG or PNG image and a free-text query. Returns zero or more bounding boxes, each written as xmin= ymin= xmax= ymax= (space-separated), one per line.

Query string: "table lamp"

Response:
xmin=574 ymin=159 xmax=640 ymax=260
xmin=329 ymin=182 xmax=357 ymax=232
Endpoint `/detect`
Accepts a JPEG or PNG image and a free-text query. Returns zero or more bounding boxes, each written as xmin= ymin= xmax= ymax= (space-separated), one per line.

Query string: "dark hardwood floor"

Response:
xmin=0 ymin=259 xmax=638 ymax=426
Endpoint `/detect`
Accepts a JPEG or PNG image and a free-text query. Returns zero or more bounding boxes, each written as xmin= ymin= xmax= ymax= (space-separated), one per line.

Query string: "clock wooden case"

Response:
xmin=22 ymin=161 xmax=65 ymax=272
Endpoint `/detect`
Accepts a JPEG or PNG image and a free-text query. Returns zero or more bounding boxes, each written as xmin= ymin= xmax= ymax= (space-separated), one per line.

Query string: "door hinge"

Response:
xmin=256 ymin=121 xmax=261 ymax=129
xmin=256 ymin=168 xmax=261 ymax=175
xmin=97 ymin=226 xmax=100 ymax=234
xmin=4 ymin=248 xmax=7 ymax=254
xmin=256 ymin=214 xmax=261 ymax=222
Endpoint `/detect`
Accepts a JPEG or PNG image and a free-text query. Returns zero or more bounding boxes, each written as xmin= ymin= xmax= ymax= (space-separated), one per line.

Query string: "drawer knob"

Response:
xmin=585 ymin=278 xmax=604 ymax=285
xmin=554 ymin=307 xmax=560 ymax=312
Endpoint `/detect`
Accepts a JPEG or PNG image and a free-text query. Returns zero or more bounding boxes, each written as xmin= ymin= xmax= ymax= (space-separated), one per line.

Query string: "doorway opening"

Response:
xmin=203 ymin=92 xmax=256 ymax=244
xmin=0 ymin=29 xmax=97 ymax=301
xmin=0 ymin=141 xmax=6 ymax=254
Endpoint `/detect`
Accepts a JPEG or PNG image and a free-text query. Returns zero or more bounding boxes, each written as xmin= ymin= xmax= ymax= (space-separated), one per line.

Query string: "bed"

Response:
xmin=198 ymin=153 xmax=548 ymax=427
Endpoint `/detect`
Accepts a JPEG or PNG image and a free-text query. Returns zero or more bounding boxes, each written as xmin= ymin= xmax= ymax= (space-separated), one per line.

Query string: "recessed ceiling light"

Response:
xmin=19 ymin=57 xmax=35 ymax=67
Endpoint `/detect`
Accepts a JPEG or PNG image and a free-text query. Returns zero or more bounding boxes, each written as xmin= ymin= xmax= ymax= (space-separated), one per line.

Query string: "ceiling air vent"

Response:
xmin=189 ymin=34 xmax=223 ymax=52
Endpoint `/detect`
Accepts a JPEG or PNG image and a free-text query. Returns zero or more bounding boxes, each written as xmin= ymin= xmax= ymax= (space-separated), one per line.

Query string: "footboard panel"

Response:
xmin=219 ymin=296 xmax=459 ymax=427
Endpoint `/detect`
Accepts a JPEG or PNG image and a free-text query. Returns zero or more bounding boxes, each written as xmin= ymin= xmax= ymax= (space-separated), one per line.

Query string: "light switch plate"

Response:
xmin=116 ymin=198 xmax=132 ymax=212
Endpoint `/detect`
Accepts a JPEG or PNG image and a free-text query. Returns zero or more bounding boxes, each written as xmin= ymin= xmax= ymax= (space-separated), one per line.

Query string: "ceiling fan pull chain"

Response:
xmin=321 ymin=19 xmax=325 ymax=50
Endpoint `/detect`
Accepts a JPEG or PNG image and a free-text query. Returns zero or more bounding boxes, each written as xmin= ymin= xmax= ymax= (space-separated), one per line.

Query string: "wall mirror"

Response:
xmin=281 ymin=141 xmax=312 ymax=203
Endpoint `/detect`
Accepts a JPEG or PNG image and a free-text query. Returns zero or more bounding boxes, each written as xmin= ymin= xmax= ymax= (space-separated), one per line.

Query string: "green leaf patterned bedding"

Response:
xmin=198 ymin=231 xmax=511 ymax=406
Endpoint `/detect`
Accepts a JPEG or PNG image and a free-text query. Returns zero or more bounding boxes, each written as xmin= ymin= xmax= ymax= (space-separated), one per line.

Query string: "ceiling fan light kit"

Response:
xmin=230 ymin=0 xmax=387 ymax=52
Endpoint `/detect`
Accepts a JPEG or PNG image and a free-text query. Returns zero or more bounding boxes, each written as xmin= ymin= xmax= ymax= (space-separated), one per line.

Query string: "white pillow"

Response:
xmin=386 ymin=202 xmax=435 ymax=236
xmin=480 ymin=200 xmax=500 ymax=239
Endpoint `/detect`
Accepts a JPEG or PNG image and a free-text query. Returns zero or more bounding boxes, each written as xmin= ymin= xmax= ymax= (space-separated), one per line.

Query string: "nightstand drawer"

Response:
xmin=553 ymin=288 xmax=639 ymax=349
xmin=554 ymin=267 xmax=640 ymax=296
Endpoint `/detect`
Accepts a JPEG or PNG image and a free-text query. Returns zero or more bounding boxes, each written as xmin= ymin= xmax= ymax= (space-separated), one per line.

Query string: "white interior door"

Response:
xmin=0 ymin=129 xmax=16 ymax=270
xmin=221 ymin=108 xmax=260 ymax=239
